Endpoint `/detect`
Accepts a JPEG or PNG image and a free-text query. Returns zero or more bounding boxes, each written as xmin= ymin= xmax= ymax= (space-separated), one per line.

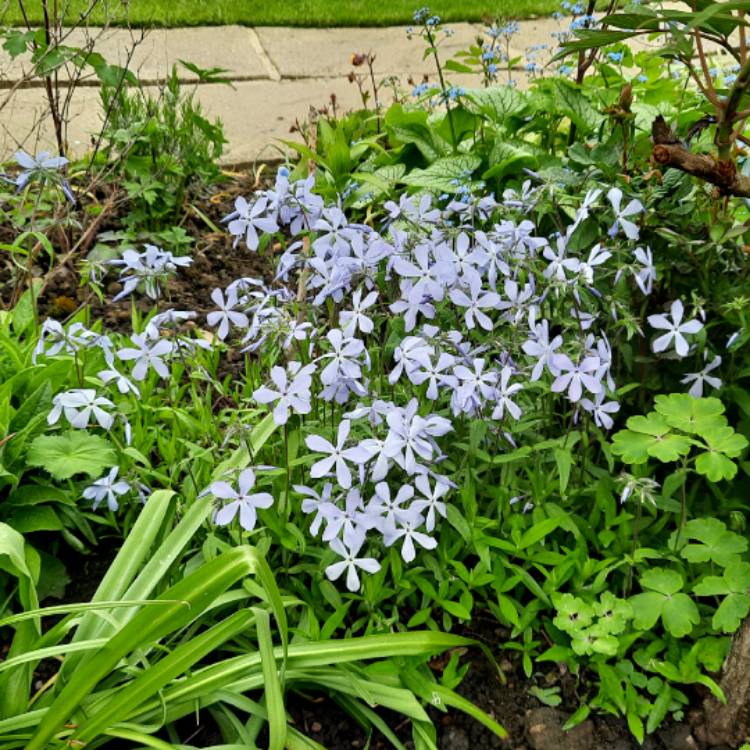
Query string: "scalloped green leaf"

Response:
xmin=611 ymin=429 xmax=653 ymax=464
xmin=711 ymin=593 xmax=750 ymax=633
xmin=681 ymin=518 xmax=748 ymax=566
xmin=640 ymin=567 xmax=684 ymax=596
xmin=27 ymin=432 xmax=117 ymax=480
xmin=653 ymin=394 xmax=727 ymax=434
xmin=695 ymin=451 xmax=739 ymax=482
xmin=661 ymin=593 xmax=700 ymax=637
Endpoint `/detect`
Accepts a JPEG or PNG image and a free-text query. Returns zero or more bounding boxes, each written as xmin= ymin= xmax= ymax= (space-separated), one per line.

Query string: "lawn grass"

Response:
xmin=1 ymin=0 xmax=563 ymax=27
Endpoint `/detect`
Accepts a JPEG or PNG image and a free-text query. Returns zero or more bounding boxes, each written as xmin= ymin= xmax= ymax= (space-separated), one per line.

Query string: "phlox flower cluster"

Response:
xmin=203 ymin=170 xmax=720 ymax=590
xmin=37 ymin=309 xmax=208 ymax=511
xmin=34 ymin=167 xmax=724 ymax=592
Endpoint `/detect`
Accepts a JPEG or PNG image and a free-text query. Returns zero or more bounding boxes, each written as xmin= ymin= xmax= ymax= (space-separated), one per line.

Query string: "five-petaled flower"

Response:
xmin=647 ymin=300 xmax=703 ymax=357
xmin=48 ymin=389 xmax=115 ymax=430
xmin=306 ymin=420 xmax=373 ymax=489
xmin=325 ymin=537 xmax=381 ymax=592
xmin=83 ymin=467 xmax=131 ymax=511
xmin=253 ymin=363 xmax=315 ymax=425
xmin=203 ymin=468 xmax=274 ymax=531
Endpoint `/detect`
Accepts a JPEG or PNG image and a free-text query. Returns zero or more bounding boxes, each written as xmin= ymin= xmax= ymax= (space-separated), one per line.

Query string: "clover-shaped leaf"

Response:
xmin=693 ymin=426 xmax=748 ymax=482
xmin=701 ymin=426 xmax=749 ymax=458
xmin=695 ymin=451 xmax=738 ymax=482
xmin=630 ymin=567 xmax=699 ymax=638
xmin=611 ymin=427 xmax=655 ymax=464
xmin=694 ymin=562 xmax=750 ymax=632
xmin=654 ymin=394 xmax=727 ymax=435
xmin=681 ymin=518 xmax=748 ymax=567
xmin=552 ymin=592 xmax=594 ymax=634
xmin=593 ymin=592 xmax=633 ymax=635
xmin=571 ymin=625 xmax=619 ymax=656
xmin=612 ymin=413 xmax=692 ymax=464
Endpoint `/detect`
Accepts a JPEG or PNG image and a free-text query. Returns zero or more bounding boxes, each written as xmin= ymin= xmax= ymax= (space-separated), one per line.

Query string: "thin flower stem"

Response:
xmin=424 ymin=24 xmax=457 ymax=151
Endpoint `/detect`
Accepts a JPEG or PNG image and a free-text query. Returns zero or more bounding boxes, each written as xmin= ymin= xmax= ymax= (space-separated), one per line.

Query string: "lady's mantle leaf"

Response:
xmin=27 ymin=431 xmax=117 ymax=480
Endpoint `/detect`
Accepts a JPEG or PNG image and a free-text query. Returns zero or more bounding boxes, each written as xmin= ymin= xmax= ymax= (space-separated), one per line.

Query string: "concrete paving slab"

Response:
xmin=196 ymin=78 xmax=370 ymax=165
xmin=0 ymin=76 xmax=368 ymax=166
xmin=0 ymin=26 xmax=271 ymax=85
xmin=0 ymin=85 xmax=101 ymax=157
xmin=255 ymin=23 xmax=484 ymax=80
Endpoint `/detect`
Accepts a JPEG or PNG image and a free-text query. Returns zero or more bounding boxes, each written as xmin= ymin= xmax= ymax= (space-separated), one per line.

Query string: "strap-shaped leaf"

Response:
xmin=26 ymin=546 xmax=264 ymax=750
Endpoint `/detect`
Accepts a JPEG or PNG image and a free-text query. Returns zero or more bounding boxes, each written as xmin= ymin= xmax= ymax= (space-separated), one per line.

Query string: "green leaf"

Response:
xmin=444 ymin=59 xmax=474 ymax=74
xmin=597 ymin=663 xmax=626 ymax=713
xmin=255 ymin=607 xmax=286 ymax=750
xmin=695 ymin=451 xmax=738 ymax=481
xmin=483 ymin=139 xmax=538 ymax=181
xmin=26 ymin=546 xmax=268 ymax=750
xmin=694 ymin=562 xmax=750 ymax=632
xmin=385 ymin=104 xmax=451 ymax=161
xmin=73 ymin=610 xmax=254 ymax=744
xmin=0 ymin=522 xmax=32 ymax=579
xmin=694 ymin=425 xmax=748 ymax=481
xmin=681 ymin=518 xmax=748 ymax=566
xmin=430 ymin=683 xmax=507 ymax=739
xmin=631 ymin=567 xmax=698 ymax=637
xmin=563 ymin=703 xmax=590 ymax=730
xmin=556 ymin=29 xmax=641 ymax=57
xmin=554 ymin=447 xmax=573 ymax=495
xmin=401 ymin=155 xmax=482 ymax=194
xmin=630 ymin=592 xmax=664 ymax=630
xmin=462 ymin=86 xmax=528 ymax=124
xmin=62 ymin=490 xmax=177 ymax=675
xmin=552 ymin=592 xmax=594 ymax=633
xmin=640 ymin=567 xmax=684 ymax=596
xmin=661 ymin=593 xmax=700 ymax=637
xmin=701 ymin=425 xmax=748 ymax=457
xmin=611 ymin=429 xmax=653 ymax=464
xmin=548 ymin=79 xmax=604 ymax=133
xmin=612 ymin=412 xmax=692 ymax=464
xmin=2 ymin=30 xmax=34 ymax=57
xmin=518 ymin=516 xmax=563 ymax=550
xmin=352 ymin=164 xmax=407 ymax=202
xmin=27 ymin=432 xmax=117 ymax=480
xmin=646 ymin=682 xmax=672 ymax=734
xmin=6 ymin=505 xmax=62 ymax=533
xmin=712 ymin=593 xmax=750 ymax=633
xmin=653 ymin=394 xmax=727 ymax=434
xmin=440 ymin=599 xmax=471 ymax=620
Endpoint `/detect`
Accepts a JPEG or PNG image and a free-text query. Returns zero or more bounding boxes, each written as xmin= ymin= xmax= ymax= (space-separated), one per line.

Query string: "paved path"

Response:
xmin=0 ymin=15 xmax=731 ymax=166
xmin=0 ymin=20 xmax=564 ymax=165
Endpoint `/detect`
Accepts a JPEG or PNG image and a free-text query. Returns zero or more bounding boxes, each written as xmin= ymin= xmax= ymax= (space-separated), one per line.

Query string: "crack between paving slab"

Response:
xmin=246 ymin=27 xmax=282 ymax=82
xmin=0 ymin=74 xmax=272 ymax=90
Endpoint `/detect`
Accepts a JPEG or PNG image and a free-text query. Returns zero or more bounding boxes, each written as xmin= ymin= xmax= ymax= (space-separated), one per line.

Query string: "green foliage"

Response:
xmin=612 ymin=395 xmax=748 ymax=480
xmin=694 ymin=562 xmax=750 ymax=632
xmin=26 ymin=432 xmax=117 ymax=480
xmin=630 ymin=568 xmax=699 ymax=638
xmin=96 ymin=64 xmax=226 ymax=234
xmin=3 ymin=7 xmax=750 ymax=745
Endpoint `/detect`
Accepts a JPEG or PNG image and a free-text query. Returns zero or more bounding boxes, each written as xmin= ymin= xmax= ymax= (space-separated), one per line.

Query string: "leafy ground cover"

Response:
xmin=2 ymin=2 xmax=750 ymax=749
xmin=0 ymin=0 xmax=561 ymax=28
